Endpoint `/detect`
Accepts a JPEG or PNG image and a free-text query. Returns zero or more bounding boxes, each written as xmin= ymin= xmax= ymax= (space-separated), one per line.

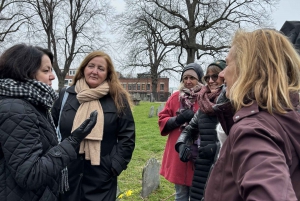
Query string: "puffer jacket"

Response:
xmin=175 ymin=109 xmax=219 ymax=201
xmin=0 ymin=97 xmax=77 ymax=201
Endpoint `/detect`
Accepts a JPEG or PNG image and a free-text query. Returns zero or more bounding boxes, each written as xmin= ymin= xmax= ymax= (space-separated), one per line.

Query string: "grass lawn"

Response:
xmin=117 ymin=101 xmax=175 ymax=200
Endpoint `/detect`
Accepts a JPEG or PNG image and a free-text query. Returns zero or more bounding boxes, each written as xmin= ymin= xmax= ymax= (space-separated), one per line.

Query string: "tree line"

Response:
xmin=0 ymin=0 xmax=277 ymax=91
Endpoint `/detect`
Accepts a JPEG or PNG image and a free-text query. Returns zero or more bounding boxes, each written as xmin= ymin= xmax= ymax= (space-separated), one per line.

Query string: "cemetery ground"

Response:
xmin=117 ymin=101 xmax=175 ymax=200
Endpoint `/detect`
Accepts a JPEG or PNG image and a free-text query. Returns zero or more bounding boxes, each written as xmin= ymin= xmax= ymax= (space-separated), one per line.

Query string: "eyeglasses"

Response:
xmin=203 ymin=74 xmax=219 ymax=82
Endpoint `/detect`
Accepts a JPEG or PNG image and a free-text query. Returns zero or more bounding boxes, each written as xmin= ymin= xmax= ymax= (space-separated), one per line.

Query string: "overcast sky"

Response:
xmin=272 ymin=0 xmax=300 ymax=30
xmin=111 ymin=0 xmax=300 ymax=32
xmin=53 ymin=0 xmax=300 ymax=90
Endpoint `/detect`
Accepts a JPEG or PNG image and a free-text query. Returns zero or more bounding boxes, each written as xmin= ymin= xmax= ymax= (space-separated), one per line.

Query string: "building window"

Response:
xmin=137 ymin=84 xmax=140 ymax=90
xmin=146 ymin=84 xmax=150 ymax=90
xmin=142 ymin=84 xmax=145 ymax=90
xmin=160 ymin=83 xmax=164 ymax=91
xmin=128 ymin=84 xmax=132 ymax=90
xmin=69 ymin=70 xmax=76 ymax=76
xmin=64 ymin=79 xmax=72 ymax=86
xmin=132 ymin=84 xmax=136 ymax=90
xmin=122 ymin=84 xmax=127 ymax=89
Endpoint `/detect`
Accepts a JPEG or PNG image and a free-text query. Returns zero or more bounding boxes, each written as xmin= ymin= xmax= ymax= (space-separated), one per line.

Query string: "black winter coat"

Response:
xmin=0 ymin=97 xmax=77 ymax=201
xmin=175 ymin=109 xmax=219 ymax=201
xmin=51 ymin=86 xmax=135 ymax=201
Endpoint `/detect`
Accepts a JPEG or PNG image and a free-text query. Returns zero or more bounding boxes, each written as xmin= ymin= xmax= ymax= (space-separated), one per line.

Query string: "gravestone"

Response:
xmin=156 ymin=103 xmax=165 ymax=116
xmin=149 ymin=106 xmax=154 ymax=118
xmin=116 ymin=184 xmax=121 ymax=200
xmin=141 ymin=158 xmax=160 ymax=198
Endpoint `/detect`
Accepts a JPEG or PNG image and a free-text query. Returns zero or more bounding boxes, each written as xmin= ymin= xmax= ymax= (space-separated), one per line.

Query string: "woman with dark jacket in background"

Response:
xmin=51 ymin=50 xmax=135 ymax=201
xmin=158 ymin=63 xmax=204 ymax=201
xmin=0 ymin=44 xmax=97 ymax=201
xmin=175 ymin=60 xmax=226 ymax=201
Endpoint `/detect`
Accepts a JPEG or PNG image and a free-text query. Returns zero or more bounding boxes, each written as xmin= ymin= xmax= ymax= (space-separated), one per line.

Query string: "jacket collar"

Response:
xmin=233 ymin=102 xmax=259 ymax=123
xmin=66 ymin=85 xmax=76 ymax=94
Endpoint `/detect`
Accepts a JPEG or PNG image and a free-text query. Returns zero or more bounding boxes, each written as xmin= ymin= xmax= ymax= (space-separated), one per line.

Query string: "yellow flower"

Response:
xmin=118 ymin=194 xmax=124 ymax=199
xmin=125 ymin=190 xmax=133 ymax=197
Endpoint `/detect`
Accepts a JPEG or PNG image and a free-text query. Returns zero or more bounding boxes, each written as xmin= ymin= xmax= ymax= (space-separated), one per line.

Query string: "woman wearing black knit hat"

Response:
xmin=175 ymin=59 xmax=226 ymax=201
xmin=158 ymin=62 xmax=204 ymax=201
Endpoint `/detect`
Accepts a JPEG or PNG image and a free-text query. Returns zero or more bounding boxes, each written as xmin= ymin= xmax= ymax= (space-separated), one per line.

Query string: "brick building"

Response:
xmin=119 ymin=72 xmax=170 ymax=102
xmin=64 ymin=69 xmax=170 ymax=102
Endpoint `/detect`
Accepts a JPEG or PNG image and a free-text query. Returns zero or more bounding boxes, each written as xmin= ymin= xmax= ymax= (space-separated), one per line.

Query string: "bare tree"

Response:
xmin=24 ymin=0 xmax=111 ymax=89
xmin=115 ymin=2 xmax=178 ymax=96
xmin=0 ymin=0 xmax=28 ymax=42
xmin=133 ymin=0 xmax=277 ymax=65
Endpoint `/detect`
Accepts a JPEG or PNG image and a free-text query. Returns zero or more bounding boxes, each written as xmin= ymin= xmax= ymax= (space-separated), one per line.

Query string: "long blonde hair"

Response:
xmin=72 ymin=51 xmax=133 ymax=114
xmin=229 ymin=29 xmax=300 ymax=114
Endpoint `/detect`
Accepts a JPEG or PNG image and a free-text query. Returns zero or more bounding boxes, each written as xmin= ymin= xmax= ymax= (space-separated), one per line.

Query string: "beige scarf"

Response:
xmin=72 ymin=78 xmax=109 ymax=165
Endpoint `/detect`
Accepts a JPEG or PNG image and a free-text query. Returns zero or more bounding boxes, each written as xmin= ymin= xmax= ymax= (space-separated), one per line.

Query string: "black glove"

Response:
xmin=198 ymin=144 xmax=217 ymax=159
xmin=68 ymin=110 xmax=98 ymax=147
xmin=178 ymin=144 xmax=191 ymax=162
xmin=176 ymin=109 xmax=194 ymax=125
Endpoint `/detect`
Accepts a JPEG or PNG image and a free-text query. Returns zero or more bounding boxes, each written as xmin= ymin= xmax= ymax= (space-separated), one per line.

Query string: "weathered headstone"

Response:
xmin=156 ymin=103 xmax=165 ymax=116
xmin=149 ymin=106 xmax=154 ymax=118
xmin=116 ymin=184 xmax=121 ymax=200
xmin=141 ymin=158 xmax=160 ymax=198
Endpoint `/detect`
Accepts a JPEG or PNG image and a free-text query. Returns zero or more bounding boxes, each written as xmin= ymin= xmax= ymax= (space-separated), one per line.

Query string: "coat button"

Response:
xmin=79 ymin=173 xmax=83 ymax=177
xmin=235 ymin=116 xmax=240 ymax=119
xmin=251 ymin=110 xmax=255 ymax=113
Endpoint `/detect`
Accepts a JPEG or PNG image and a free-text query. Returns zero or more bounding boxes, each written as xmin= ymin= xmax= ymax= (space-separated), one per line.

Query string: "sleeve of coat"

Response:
xmin=0 ymin=99 xmax=77 ymax=190
xmin=158 ymin=92 xmax=179 ymax=136
xmin=111 ymin=100 xmax=135 ymax=175
xmin=230 ymin=121 xmax=297 ymax=201
xmin=175 ymin=109 xmax=199 ymax=152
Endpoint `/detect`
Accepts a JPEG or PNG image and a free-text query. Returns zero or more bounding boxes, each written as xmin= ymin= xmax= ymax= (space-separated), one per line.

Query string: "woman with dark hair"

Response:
xmin=51 ymin=50 xmax=135 ymax=201
xmin=0 ymin=43 xmax=97 ymax=201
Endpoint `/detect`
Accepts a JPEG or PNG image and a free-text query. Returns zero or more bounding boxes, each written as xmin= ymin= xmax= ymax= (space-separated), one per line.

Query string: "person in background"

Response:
xmin=0 ymin=44 xmax=97 ymax=201
xmin=175 ymin=60 xmax=226 ymax=201
xmin=205 ymin=29 xmax=300 ymax=201
xmin=51 ymin=50 xmax=135 ymax=201
xmin=158 ymin=63 xmax=204 ymax=201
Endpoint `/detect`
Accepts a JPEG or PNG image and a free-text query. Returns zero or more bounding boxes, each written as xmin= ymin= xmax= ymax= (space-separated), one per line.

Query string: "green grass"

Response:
xmin=117 ymin=101 xmax=175 ymax=200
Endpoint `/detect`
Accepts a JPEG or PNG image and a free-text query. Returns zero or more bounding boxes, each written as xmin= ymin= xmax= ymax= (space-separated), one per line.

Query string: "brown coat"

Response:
xmin=205 ymin=98 xmax=300 ymax=201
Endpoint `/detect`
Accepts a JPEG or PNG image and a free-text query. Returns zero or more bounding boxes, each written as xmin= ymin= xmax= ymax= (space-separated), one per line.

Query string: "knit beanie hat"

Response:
xmin=182 ymin=69 xmax=199 ymax=80
xmin=180 ymin=63 xmax=204 ymax=82
xmin=208 ymin=60 xmax=226 ymax=71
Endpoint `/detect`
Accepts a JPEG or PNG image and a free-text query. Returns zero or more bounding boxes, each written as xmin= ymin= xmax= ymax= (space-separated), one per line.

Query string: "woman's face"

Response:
xmin=35 ymin=55 xmax=55 ymax=87
xmin=220 ymin=46 xmax=237 ymax=98
xmin=84 ymin=56 xmax=108 ymax=88
xmin=183 ymin=74 xmax=199 ymax=89
xmin=204 ymin=67 xmax=224 ymax=92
